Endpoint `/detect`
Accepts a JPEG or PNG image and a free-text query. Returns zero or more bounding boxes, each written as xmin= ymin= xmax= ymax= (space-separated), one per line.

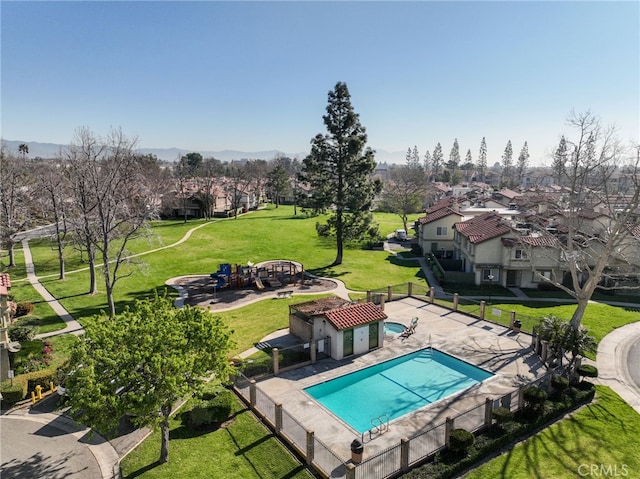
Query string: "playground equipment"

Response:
xmin=210 ymin=260 xmax=304 ymax=291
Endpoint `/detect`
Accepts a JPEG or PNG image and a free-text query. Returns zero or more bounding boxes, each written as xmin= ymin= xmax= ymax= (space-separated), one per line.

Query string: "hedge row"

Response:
xmin=403 ymin=383 xmax=596 ymax=479
xmin=0 ymin=368 xmax=61 ymax=407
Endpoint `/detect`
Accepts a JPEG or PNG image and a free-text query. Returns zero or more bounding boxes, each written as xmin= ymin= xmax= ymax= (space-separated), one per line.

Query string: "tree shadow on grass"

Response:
xmin=307 ymin=265 xmax=350 ymax=279
xmin=122 ymin=460 xmax=163 ymax=479
xmin=169 ymin=409 xmax=243 ymax=440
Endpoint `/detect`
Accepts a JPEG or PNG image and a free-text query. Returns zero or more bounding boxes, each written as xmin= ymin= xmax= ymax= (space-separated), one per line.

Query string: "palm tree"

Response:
xmin=536 ymin=314 xmax=596 ymax=380
xmin=18 ymin=143 xmax=29 ymax=160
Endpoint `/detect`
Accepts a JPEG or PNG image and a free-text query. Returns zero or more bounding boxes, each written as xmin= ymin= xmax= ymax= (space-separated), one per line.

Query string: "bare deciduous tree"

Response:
xmin=525 ymin=111 xmax=640 ymax=328
xmin=0 ymin=144 xmax=32 ymax=267
xmin=64 ymin=127 xmax=159 ymax=316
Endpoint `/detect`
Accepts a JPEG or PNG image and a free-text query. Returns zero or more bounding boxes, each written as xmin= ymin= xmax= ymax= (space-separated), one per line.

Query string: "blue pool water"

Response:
xmin=384 ymin=322 xmax=406 ymax=335
xmin=304 ymin=348 xmax=493 ymax=433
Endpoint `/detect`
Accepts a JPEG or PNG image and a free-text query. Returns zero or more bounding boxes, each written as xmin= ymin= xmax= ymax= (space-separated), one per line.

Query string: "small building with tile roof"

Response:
xmin=289 ymin=299 xmax=388 ymax=361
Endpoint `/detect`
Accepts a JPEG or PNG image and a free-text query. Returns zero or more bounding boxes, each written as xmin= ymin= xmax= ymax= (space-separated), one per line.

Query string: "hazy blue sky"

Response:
xmin=2 ymin=1 xmax=638 ymax=165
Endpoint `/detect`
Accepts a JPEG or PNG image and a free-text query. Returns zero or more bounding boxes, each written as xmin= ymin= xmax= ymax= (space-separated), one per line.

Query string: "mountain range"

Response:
xmin=3 ymin=140 xmax=406 ymax=164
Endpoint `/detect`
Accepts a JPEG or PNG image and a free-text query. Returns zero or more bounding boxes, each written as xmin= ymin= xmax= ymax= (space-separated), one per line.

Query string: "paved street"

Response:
xmin=0 ymin=407 xmax=118 ymax=479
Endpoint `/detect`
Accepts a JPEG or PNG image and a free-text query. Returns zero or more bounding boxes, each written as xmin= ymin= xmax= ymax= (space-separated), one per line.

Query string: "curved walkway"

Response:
xmin=596 ymin=321 xmax=640 ymax=414
xmin=21 ymin=240 xmax=84 ymax=339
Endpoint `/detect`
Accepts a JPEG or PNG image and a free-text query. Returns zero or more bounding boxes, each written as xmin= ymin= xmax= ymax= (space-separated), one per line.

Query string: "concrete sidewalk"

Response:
xmin=596 ymin=321 xmax=640 ymax=414
xmin=21 ymin=239 xmax=85 ymax=339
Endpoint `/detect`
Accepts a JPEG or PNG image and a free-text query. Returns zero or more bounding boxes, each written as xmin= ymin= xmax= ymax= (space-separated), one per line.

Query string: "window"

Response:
xmin=532 ymin=271 xmax=551 ymax=282
xmin=515 ymin=249 xmax=527 ymax=259
xmin=436 ymin=226 xmax=448 ymax=236
xmin=482 ymin=269 xmax=498 ymax=281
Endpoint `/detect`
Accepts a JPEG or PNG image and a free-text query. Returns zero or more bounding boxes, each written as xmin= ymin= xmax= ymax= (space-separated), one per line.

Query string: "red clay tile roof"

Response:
xmin=292 ymin=297 xmax=352 ymax=315
xmin=418 ymin=207 xmax=464 ymax=225
xmin=502 ymin=236 xmax=561 ymax=247
xmin=497 ymin=188 xmax=522 ymax=199
xmin=454 ymin=212 xmax=515 ymax=244
xmin=0 ymin=273 xmax=10 ymax=297
xmin=323 ymin=302 xmax=387 ymax=331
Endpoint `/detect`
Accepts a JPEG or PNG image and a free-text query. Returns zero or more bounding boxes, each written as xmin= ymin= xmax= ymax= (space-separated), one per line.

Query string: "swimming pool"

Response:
xmin=304 ymin=348 xmax=494 ymax=433
xmin=384 ymin=321 xmax=406 ymax=335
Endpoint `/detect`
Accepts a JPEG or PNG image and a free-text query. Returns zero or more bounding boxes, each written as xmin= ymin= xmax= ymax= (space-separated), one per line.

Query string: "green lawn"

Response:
xmin=216 ymin=293 xmax=333 ymax=356
xmin=20 ymin=206 xmax=425 ymax=323
xmin=463 ymin=301 xmax=640 ymax=347
xmin=119 ymin=393 xmax=313 ymax=479
xmin=463 ymin=386 xmax=640 ymax=479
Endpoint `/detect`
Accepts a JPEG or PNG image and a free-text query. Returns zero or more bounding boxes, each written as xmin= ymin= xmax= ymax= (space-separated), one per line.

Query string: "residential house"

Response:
xmin=500 ymin=235 xmax=564 ymax=288
xmin=453 ymin=212 xmax=516 ymax=285
xmin=288 ymin=298 xmax=388 ymax=361
xmin=417 ymin=205 xmax=464 ymax=258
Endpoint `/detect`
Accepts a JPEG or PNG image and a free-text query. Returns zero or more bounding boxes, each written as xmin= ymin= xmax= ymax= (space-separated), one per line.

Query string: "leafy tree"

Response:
xmin=174 ymin=153 xmax=203 ymax=223
xmin=18 ymin=143 xmax=29 ymax=160
xmin=462 ymin=149 xmax=474 ymax=181
xmin=552 ymin=136 xmax=568 ymax=185
xmin=431 ymin=143 xmax=444 ymax=181
xmin=478 ymin=137 xmax=488 ymax=182
xmin=536 ymin=315 xmax=596 ymax=377
xmin=66 ymin=294 xmax=235 ymax=464
xmin=501 ymin=140 xmax=513 ymax=187
xmin=516 ymin=141 xmax=529 ymax=187
xmin=299 ymin=82 xmax=381 ymax=265
xmin=267 ymin=157 xmax=291 ymax=207
xmin=447 ymin=138 xmax=460 ymax=175
xmin=180 ymin=152 xmax=203 ymax=177
xmin=423 ymin=150 xmax=432 ymax=178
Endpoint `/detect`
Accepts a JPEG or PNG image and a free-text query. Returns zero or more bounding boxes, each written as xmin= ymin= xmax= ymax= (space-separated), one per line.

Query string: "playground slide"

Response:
xmin=254 ymin=277 xmax=265 ymax=291
xmin=211 ymin=273 xmax=226 ymax=289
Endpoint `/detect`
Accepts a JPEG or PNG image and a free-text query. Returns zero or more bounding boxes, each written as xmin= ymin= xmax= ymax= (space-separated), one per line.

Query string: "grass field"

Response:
xmin=18 ymin=206 xmax=424 ymax=325
xmin=463 ymin=386 xmax=640 ymax=479
xmin=119 ymin=393 xmax=314 ymax=479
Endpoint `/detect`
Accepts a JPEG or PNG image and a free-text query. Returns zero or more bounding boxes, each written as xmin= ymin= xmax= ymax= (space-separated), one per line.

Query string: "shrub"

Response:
xmin=492 ymin=406 xmax=514 ymax=425
xmin=15 ymin=301 xmax=35 ymax=318
xmin=523 ymin=386 xmax=548 ymax=418
xmin=315 ymin=222 xmax=331 ymax=237
xmin=449 ymin=428 xmax=475 ymax=454
xmin=551 ymin=375 xmax=569 ymax=392
xmin=8 ymin=324 xmax=38 ymax=342
xmin=25 ymin=369 xmax=58 ymax=393
xmin=188 ymin=389 xmax=233 ymax=427
xmin=537 ymin=282 xmax=562 ymax=292
xmin=577 ymin=364 xmax=598 ymax=379
xmin=523 ymin=385 xmax=547 ymax=407
xmin=0 ymin=379 xmax=28 ymax=405
xmin=13 ymin=315 xmax=40 ymax=327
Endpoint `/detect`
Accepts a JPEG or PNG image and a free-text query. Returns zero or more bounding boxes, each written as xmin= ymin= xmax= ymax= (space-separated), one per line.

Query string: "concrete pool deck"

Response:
xmin=249 ymin=297 xmax=547 ymax=460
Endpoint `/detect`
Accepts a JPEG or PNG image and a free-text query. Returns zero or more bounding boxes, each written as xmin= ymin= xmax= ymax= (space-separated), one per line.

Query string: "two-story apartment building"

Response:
xmin=500 ymin=235 xmax=565 ymax=288
xmin=417 ymin=206 xmax=464 ymax=258
xmin=453 ymin=212 xmax=516 ymax=285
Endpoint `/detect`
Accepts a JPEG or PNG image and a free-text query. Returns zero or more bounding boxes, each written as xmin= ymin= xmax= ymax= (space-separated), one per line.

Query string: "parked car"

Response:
xmin=395 ymin=229 xmax=408 ymax=241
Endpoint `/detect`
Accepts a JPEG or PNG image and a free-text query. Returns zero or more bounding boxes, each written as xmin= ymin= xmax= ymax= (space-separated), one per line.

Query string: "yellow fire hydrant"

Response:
xmin=35 ymin=384 xmax=42 ymax=400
